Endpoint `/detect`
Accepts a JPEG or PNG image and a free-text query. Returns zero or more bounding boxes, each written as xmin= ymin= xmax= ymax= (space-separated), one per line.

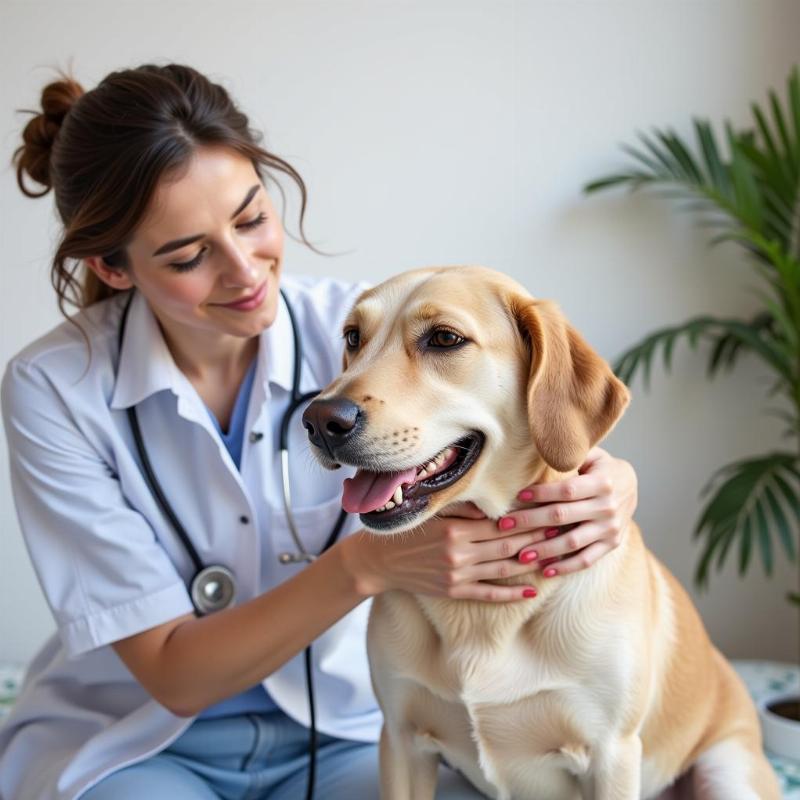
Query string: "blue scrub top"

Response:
xmin=200 ymin=357 xmax=277 ymax=718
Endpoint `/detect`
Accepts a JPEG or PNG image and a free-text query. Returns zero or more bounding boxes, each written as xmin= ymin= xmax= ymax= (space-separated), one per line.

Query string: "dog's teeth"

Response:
xmin=416 ymin=450 xmax=454 ymax=480
xmin=385 ymin=500 xmax=396 ymax=510
xmin=393 ymin=486 xmax=403 ymax=505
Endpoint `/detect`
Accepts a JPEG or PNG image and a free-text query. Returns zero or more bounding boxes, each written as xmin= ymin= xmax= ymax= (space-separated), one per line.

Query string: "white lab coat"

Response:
xmin=0 ymin=274 xmax=381 ymax=800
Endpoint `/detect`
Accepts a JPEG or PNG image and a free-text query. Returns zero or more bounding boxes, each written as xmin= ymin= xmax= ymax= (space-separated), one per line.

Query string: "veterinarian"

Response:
xmin=1 ymin=63 xmax=639 ymax=800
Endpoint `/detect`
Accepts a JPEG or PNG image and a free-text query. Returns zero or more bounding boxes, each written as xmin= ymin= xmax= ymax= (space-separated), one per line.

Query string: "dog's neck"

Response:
xmin=411 ymin=459 xmax=586 ymax=651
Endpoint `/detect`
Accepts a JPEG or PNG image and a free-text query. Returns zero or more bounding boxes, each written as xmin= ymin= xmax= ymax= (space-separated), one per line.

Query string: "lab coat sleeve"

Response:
xmin=1 ymin=358 xmax=194 ymax=657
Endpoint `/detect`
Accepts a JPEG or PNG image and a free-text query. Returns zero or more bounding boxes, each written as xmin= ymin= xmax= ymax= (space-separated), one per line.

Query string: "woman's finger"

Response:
xmin=518 ymin=521 xmax=607 ymax=565
xmin=537 ymin=541 xmax=612 ymax=577
xmin=577 ymin=446 xmax=610 ymax=472
xmin=463 ymin=531 xmax=547 ymax=565
xmin=449 ymin=581 xmax=538 ymax=603
xmin=499 ymin=497 xmax=615 ymax=532
xmin=515 ymin=472 xmax=612 ymax=505
xmin=459 ymin=557 xmax=542 ymax=584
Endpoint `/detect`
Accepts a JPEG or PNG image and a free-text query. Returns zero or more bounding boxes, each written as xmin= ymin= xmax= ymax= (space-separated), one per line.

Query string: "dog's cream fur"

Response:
xmin=308 ymin=266 xmax=779 ymax=800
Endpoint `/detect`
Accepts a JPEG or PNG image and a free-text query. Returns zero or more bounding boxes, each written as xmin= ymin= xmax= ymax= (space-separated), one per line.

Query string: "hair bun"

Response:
xmin=14 ymin=77 xmax=84 ymax=197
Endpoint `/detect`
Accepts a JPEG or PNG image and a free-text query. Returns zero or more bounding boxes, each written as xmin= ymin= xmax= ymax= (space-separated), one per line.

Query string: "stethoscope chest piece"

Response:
xmin=190 ymin=565 xmax=236 ymax=615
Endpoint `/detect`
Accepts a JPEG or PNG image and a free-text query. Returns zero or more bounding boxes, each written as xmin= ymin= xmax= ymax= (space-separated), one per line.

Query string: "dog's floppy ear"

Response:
xmin=511 ymin=297 xmax=630 ymax=472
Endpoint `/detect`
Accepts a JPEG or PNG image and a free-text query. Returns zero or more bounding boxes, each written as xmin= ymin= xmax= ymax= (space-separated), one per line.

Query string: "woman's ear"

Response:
xmin=84 ymin=256 xmax=135 ymax=291
xmin=511 ymin=296 xmax=630 ymax=472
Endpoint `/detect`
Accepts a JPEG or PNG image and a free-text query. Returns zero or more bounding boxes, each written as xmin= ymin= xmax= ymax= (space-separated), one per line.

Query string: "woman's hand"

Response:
xmin=499 ymin=447 xmax=638 ymax=578
xmin=340 ymin=447 xmax=637 ymax=600
xmin=341 ymin=502 xmax=542 ymax=603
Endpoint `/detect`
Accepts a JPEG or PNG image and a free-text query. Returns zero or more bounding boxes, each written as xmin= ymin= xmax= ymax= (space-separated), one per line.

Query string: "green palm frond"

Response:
xmin=613 ymin=312 xmax=793 ymax=389
xmin=706 ymin=312 xmax=774 ymax=377
xmin=585 ymin=67 xmax=800 ymax=263
xmin=694 ymin=453 xmax=799 ymax=588
xmin=587 ymin=67 xmax=800 ymax=601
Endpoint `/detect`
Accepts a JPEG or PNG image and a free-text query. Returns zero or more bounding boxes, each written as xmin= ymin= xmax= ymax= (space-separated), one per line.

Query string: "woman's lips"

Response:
xmin=217 ymin=280 xmax=268 ymax=311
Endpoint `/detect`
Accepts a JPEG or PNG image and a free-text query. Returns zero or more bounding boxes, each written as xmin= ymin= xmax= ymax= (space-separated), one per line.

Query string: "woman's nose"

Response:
xmin=220 ymin=242 xmax=257 ymax=288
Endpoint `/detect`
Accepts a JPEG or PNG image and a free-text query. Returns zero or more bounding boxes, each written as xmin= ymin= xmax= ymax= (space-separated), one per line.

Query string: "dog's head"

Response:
xmin=303 ymin=266 xmax=629 ymax=533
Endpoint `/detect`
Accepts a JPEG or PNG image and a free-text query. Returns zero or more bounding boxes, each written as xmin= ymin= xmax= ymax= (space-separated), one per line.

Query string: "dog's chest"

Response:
xmin=370 ymin=593 xmax=634 ymax=800
xmin=403 ymin=647 xmax=613 ymax=800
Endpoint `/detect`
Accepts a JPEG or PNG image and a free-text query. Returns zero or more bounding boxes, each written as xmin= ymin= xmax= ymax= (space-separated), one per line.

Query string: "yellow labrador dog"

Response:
xmin=302 ymin=266 xmax=778 ymax=800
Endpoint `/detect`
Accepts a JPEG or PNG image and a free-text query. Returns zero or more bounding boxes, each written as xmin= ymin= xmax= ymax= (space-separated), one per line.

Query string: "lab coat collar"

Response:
xmin=261 ymin=291 xmax=295 ymax=393
xmin=110 ymin=289 xmax=297 ymax=411
xmin=110 ymin=291 xmax=182 ymax=410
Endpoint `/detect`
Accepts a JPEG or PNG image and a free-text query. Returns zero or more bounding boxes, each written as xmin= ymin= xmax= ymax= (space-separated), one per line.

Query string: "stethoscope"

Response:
xmin=118 ymin=288 xmax=348 ymax=614
xmin=118 ymin=288 xmax=347 ymax=800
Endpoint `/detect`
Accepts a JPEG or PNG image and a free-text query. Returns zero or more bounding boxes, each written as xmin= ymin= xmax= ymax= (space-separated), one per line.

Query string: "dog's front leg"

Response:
xmin=588 ymin=735 xmax=642 ymax=800
xmin=379 ymin=724 xmax=439 ymax=800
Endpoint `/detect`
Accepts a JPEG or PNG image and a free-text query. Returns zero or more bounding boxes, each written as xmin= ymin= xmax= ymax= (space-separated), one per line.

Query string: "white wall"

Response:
xmin=1 ymin=0 xmax=798 ymax=665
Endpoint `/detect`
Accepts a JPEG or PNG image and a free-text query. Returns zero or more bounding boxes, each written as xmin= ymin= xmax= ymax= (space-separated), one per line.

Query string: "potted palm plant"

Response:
xmin=584 ymin=66 xmax=800 ymax=759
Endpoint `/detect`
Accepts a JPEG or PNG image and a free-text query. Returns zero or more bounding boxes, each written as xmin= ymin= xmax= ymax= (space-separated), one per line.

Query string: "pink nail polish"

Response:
xmin=523 ymin=588 xmax=537 ymax=598
xmin=518 ymin=489 xmax=534 ymax=501
xmin=545 ymin=528 xmax=560 ymax=539
xmin=499 ymin=517 xmax=516 ymax=531
xmin=543 ymin=568 xmax=558 ymax=578
xmin=519 ymin=550 xmax=538 ymax=564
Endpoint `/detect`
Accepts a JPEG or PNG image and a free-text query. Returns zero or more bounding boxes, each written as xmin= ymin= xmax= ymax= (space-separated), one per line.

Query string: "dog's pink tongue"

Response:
xmin=342 ymin=467 xmax=418 ymax=514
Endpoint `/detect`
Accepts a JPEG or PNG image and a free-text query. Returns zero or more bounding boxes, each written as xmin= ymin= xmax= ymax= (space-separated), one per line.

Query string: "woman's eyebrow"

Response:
xmin=229 ymin=184 xmax=261 ymax=219
xmin=151 ymin=184 xmax=262 ymax=256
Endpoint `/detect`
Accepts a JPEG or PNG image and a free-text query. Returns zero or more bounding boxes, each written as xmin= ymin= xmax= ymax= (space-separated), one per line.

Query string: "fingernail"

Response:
xmin=545 ymin=527 xmax=560 ymax=539
xmin=523 ymin=588 xmax=537 ymax=598
xmin=518 ymin=489 xmax=534 ymax=501
xmin=543 ymin=568 xmax=558 ymax=578
xmin=519 ymin=550 xmax=538 ymax=564
xmin=499 ymin=517 xmax=516 ymax=531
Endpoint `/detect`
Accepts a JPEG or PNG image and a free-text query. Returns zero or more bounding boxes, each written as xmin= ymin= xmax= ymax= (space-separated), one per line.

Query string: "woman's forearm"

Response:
xmin=122 ymin=534 xmax=371 ymax=717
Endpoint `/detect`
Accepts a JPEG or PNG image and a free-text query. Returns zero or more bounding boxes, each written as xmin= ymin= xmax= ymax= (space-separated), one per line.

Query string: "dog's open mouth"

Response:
xmin=342 ymin=432 xmax=485 ymax=529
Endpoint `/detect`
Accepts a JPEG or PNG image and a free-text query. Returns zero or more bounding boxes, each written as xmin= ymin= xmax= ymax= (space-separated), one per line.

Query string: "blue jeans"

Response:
xmin=80 ymin=710 xmax=486 ymax=799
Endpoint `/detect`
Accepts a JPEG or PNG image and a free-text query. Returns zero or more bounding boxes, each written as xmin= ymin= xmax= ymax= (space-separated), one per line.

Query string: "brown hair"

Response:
xmin=13 ymin=64 xmax=310 ymax=317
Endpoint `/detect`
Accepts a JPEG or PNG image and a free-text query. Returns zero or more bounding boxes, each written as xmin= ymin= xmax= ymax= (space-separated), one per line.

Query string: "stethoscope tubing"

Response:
xmin=119 ymin=294 xmax=207 ymax=578
xmin=118 ymin=286 xmax=347 ymax=800
xmin=118 ymin=289 xmax=347 ymax=598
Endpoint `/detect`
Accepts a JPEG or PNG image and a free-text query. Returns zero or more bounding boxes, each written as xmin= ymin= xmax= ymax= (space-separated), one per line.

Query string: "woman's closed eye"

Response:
xmin=168 ymin=213 xmax=269 ymax=272
xmin=237 ymin=212 xmax=267 ymax=232
xmin=170 ymin=248 xmax=207 ymax=272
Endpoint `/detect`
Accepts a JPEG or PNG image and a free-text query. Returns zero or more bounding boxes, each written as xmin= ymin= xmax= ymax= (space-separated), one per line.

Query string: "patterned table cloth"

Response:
xmin=732 ymin=660 xmax=800 ymax=798
xmin=1 ymin=659 xmax=798 ymax=796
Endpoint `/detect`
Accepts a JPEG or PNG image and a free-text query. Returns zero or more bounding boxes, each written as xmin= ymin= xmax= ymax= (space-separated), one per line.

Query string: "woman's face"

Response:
xmin=120 ymin=146 xmax=284 ymax=344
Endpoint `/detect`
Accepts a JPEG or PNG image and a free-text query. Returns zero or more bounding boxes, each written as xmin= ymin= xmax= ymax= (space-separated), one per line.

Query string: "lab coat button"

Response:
xmin=249 ymin=431 xmax=264 ymax=443
xmin=239 ymin=515 xmax=250 ymax=524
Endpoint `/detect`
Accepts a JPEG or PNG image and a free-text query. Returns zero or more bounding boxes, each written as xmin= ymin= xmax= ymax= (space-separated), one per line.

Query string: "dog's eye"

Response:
xmin=344 ymin=328 xmax=361 ymax=350
xmin=428 ymin=329 xmax=464 ymax=348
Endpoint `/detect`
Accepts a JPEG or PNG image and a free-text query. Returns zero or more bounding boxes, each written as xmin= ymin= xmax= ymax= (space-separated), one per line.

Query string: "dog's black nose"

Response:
xmin=302 ymin=398 xmax=363 ymax=455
